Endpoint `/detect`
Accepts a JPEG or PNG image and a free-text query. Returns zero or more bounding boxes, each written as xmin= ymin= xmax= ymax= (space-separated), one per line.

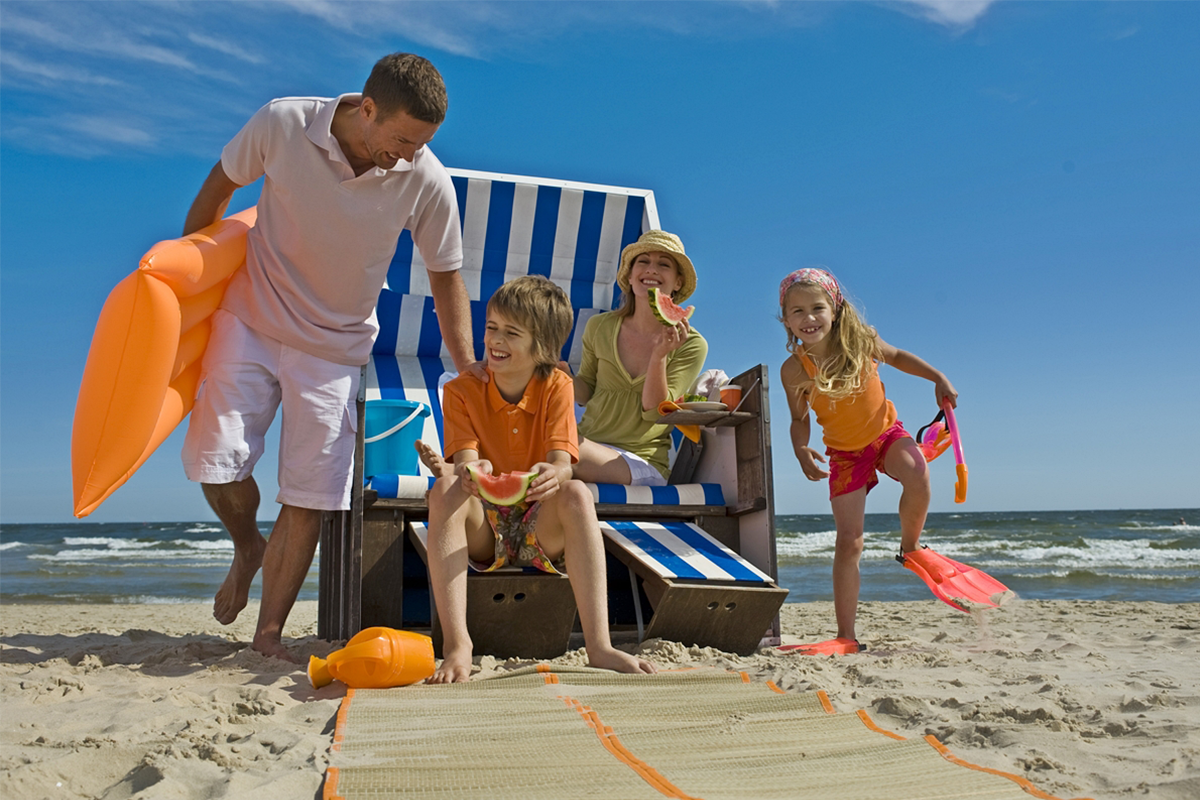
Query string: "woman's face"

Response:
xmin=629 ymin=251 xmax=683 ymax=298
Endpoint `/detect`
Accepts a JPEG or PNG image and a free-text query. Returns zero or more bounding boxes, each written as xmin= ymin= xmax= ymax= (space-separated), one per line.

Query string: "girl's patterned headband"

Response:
xmin=779 ymin=268 xmax=843 ymax=310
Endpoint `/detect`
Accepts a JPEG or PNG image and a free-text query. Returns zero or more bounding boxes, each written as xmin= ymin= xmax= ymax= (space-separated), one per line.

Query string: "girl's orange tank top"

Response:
xmin=794 ymin=353 xmax=897 ymax=452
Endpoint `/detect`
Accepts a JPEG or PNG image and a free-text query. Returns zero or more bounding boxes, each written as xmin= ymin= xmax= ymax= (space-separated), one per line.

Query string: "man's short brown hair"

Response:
xmin=363 ymin=53 xmax=447 ymax=124
xmin=487 ymin=276 xmax=574 ymax=380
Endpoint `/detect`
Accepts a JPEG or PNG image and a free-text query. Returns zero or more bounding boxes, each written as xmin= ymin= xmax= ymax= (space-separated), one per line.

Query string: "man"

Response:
xmin=181 ymin=53 xmax=476 ymax=660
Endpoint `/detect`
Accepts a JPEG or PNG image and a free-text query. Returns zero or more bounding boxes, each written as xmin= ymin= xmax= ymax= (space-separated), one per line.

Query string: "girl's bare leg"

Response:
xmin=829 ymin=488 xmax=867 ymax=642
xmin=425 ymin=475 xmax=490 ymax=683
xmin=884 ymin=439 xmax=930 ymax=555
xmin=535 ymin=480 xmax=656 ymax=674
xmin=570 ymin=438 xmax=634 ymax=484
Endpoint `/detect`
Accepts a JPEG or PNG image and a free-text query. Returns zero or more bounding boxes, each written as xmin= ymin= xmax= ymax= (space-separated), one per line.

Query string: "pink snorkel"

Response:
xmin=915 ymin=398 xmax=969 ymax=504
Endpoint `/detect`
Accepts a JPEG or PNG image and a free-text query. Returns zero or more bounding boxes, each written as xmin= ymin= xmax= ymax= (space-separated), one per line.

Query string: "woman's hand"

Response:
xmin=650 ymin=319 xmax=691 ymax=359
xmin=798 ymin=447 xmax=830 ymax=481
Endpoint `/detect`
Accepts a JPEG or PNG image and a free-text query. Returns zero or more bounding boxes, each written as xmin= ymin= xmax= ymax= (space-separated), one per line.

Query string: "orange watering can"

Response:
xmin=308 ymin=627 xmax=435 ymax=689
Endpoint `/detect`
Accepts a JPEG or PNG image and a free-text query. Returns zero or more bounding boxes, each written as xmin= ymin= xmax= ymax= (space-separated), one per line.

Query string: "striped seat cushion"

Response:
xmin=600 ymin=521 xmax=773 ymax=584
xmin=366 ymin=474 xmax=724 ymax=507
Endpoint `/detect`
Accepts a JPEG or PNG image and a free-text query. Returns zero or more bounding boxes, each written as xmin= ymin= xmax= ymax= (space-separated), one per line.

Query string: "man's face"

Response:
xmin=360 ymin=99 xmax=440 ymax=169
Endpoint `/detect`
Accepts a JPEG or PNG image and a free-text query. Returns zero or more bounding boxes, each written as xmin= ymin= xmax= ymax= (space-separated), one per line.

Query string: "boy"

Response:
xmin=421 ymin=276 xmax=657 ymax=683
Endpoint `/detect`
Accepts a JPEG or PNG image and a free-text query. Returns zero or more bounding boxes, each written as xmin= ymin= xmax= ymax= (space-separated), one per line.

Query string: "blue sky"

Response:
xmin=2 ymin=1 xmax=1197 ymax=524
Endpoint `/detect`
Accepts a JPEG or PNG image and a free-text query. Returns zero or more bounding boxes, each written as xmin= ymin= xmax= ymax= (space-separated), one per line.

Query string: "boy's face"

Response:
xmin=484 ymin=309 xmax=538 ymax=379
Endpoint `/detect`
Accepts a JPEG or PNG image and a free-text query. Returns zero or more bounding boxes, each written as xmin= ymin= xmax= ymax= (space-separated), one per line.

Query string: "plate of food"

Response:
xmin=678 ymin=401 xmax=727 ymax=412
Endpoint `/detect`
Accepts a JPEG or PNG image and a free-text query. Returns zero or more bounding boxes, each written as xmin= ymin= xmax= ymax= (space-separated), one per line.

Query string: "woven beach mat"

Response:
xmin=324 ymin=665 xmax=1068 ymax=800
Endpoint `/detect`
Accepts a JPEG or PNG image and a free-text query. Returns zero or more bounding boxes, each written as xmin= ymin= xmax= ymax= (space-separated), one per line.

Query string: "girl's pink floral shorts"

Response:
xmin=827 ymin=421 xmax=912 ymax=499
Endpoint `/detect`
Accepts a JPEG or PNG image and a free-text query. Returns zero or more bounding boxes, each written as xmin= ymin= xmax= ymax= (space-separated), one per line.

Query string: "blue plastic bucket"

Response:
xmin=364 ymin=399 xmax=430 ymax=477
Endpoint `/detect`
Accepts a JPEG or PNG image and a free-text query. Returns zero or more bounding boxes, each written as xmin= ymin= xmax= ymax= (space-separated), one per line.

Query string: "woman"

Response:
xmin=568 ymin=230 xmax=707 ymax=485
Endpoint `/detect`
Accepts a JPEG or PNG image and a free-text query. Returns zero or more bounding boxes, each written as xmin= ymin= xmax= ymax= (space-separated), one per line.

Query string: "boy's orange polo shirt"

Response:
xmin=442 ymin=369 xmax=579 ymax=475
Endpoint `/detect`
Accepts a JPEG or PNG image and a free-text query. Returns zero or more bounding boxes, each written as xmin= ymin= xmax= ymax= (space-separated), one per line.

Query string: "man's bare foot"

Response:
xmin=415 ymin=440 xmax=454 ymax=478
xmin=426 ymin=642 xmax=473 ymax=684
xmin=214 ymin=536 xmax=266 ymax=625
xmin=251 ymin=632 xmax=301 ymax=664
xmin=588 ymin=646 xmax=658 ymax=675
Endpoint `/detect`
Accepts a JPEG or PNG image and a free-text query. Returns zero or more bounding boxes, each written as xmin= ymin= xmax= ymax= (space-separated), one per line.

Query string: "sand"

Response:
xmin=2 ymin=599 xmax=1197 ymax=800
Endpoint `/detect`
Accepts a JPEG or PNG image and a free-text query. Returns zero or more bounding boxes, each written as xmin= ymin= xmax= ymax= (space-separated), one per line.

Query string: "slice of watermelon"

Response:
xmin=465 ymin=465 xmax=537 ymax=506
xmin=648 ymin=287 xmax=695 ymax=326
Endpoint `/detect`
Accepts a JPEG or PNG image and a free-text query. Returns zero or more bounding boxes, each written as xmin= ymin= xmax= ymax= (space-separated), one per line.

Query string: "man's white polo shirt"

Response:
xmin=219 ymin=93 xmax=462 ymax=366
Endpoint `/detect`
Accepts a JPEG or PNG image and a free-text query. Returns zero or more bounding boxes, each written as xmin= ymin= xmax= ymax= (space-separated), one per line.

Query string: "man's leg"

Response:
xmin=203 ymin=478 xmax=267 ymax=625
xmin=252 ymin=503 xmax=324 ymax=661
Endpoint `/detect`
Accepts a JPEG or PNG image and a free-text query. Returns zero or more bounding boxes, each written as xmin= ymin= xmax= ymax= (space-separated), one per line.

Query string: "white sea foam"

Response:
xmin=0 ymin=541 xmax=25 ymax=551
xmin=184 ymin=524 xmax=224 ymax=534
xmin=31 ymin=549 xmax=231 ymax=564
xmin=170 ymin=538 xmax=233 ymax=551
xmin=62 ymin=537 xmax=154 ymax=549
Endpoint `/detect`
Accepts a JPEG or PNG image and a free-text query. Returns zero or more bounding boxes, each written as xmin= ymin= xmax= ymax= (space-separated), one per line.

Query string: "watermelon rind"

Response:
xmin=465 ymin=465 xmax=536 ymax=506
xmin=648 ymin=287 xmax=695 ymax=327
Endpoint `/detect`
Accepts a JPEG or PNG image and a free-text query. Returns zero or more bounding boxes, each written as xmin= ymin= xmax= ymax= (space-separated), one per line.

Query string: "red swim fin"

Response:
xmin=898 ymin=546 xmax=1014 ymax=612
xmin=778 ymin=637 xmax=862 ymax=656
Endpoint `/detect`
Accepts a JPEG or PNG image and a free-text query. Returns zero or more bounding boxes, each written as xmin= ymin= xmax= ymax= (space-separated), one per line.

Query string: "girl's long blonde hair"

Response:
xmin=783 ymin=280 xmax=882 ymax=401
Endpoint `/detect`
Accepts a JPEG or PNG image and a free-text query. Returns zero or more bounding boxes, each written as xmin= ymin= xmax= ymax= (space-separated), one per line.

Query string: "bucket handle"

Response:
xmin=364 ymin=404 xmax=427 ymax=444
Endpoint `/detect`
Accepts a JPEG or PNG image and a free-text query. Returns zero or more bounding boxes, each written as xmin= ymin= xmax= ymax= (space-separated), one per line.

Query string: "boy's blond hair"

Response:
xmin=488 ymin=276 xmax=573 ymax=379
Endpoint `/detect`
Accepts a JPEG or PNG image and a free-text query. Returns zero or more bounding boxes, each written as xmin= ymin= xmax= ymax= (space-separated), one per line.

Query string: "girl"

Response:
xmin=779 ymin=268 xmax=957 ymax=651
xmin=567 ymin=230 xmax=708 ymax=486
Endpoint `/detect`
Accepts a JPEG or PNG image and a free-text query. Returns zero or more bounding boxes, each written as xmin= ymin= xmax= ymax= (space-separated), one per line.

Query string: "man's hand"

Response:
xmin=463 ymin=360 xmax=489 ymax=383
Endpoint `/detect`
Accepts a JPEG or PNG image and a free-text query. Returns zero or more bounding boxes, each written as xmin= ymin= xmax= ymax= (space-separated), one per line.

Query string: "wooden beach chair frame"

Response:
xmin=317 ymin=169 xmax=786 ymax=657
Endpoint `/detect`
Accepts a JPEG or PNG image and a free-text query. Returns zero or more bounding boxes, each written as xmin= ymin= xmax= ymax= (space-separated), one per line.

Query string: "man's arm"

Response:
xmin=426 ymin=269 xmax=477 ymax=374
xmin=183 ymin=161 xmax=243 ymax=236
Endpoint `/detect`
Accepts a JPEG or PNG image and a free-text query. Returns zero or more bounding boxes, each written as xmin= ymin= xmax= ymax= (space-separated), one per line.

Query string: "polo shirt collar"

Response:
xmin=487 ymin=371 xmax=542 ymax=413
xmin=308 ymin=92 xmax=421 ymax=176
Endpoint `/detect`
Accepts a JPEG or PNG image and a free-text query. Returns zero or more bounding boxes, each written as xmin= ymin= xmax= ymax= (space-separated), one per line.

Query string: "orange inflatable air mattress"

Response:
xmin=71 ymin=208 xmax=257 ymax=517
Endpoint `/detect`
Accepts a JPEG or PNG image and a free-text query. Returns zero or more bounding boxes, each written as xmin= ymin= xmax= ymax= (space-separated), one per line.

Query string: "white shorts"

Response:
xmin=597 ymin=443 xmax=668 ymax=487
xmin=182 ymin=310 xmax=360 ymax=510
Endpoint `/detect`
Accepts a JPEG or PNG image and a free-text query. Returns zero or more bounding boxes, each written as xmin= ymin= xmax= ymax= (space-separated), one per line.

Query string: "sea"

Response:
xmin=1 ymin=508 xmax=1197 ymax=605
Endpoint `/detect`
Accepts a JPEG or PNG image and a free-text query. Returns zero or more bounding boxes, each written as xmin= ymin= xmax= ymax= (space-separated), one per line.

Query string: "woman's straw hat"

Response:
xmin=616 ymin=230 xmax=697 ymax=303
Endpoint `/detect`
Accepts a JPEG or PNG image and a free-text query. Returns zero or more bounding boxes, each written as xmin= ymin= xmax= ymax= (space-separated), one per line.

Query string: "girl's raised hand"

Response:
xmin=798 ymin=447 xmax=830 ymax=481
xmin=934 ymin=376 xmax=959 ymax=409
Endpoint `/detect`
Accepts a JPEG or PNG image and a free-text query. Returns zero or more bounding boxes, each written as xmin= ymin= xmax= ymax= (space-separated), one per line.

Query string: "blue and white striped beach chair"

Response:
xmin=318 ymin=169 xmax=786 ymax=657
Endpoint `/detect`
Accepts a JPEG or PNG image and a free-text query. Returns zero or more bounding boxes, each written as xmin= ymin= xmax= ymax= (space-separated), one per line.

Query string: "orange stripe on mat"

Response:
xmin=331 ymin=688 xmax=355 ymax=752
xmin=322 ymin=766 xmax=342 ymax=800
xmin=540 ymin=665 xmax=699 ymax=800
xmin=766 ymin=681 xmax=785 ymax=694
xmin=923 ymin=735 xmax=1092 ymax=800
xmin=817 ymin=690 xmax=835 ymax=714
xmin=855 ymin=709 xmax=906 ymax=740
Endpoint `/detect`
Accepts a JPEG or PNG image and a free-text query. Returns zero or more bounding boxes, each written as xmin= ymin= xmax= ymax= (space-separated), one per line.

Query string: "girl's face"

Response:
xmin=783 ymin=284 xmax=837 ymax=350
xmin=484 ymin=309 xmax=537 ymax=378
xmin=629 ymin=251 xmax=683 ymax=299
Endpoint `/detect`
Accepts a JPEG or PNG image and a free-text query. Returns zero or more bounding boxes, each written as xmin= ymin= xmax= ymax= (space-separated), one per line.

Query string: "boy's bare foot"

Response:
xmin=415 ymin=440 xmax=454 ymax=478
xmin=427 ymin=642 xmax=474 ymax=683
xmin=588 ymin=646 xmax=658 ymax=675
xmin=214 ymin=536 xmax=266 ymax=625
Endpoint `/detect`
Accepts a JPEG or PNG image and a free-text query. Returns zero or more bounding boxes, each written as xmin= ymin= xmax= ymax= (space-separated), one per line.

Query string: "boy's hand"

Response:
xmin=798 ymin=447 xmax=830 ymax=481
xmin=455 ymin=459 xmax=493 ymax=499
xmin=934 ymin=376 xmax=958 ymax=409
xmin=524 ymin=461 xmax=566 ymax=504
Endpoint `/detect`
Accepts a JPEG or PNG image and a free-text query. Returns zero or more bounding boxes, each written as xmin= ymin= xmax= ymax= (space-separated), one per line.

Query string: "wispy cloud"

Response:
xmin=0 ymin=0 xmax=1000 ymax=158
xmin=892 ymin=0 xmax=998 ymax=29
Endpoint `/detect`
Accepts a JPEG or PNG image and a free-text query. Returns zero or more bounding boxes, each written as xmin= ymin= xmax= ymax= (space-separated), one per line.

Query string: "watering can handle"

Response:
xmin=363 ymin=405 xmax=426 ymax=444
